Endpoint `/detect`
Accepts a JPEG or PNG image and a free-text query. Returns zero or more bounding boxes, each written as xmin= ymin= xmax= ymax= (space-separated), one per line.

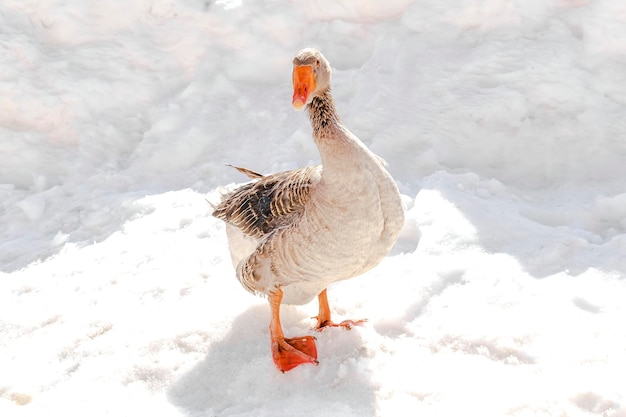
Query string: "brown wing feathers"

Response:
xmin=226 ymin=164 xmax=264 ymax=179
xmin=212 ymin=166 xmax=319 ymax=239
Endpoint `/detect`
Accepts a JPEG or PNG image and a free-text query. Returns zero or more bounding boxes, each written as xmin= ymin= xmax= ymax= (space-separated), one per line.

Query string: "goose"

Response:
xmin=213 ymin=48 xmax=405 ymax=372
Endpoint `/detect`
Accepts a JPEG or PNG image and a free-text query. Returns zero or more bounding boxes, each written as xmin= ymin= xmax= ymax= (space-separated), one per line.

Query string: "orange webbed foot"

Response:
xmin=314 ymin=318 xmax=367 ymax=331
xmin=271 ymin=335 xmax=319 ymax=373
xmin=315 ymin=289 xmax=367 ymax=331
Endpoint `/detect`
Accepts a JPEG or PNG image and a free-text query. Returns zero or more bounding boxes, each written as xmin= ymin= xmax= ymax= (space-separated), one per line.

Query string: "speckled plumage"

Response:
xmin=213 ymin=165 xmax=320 ymax=240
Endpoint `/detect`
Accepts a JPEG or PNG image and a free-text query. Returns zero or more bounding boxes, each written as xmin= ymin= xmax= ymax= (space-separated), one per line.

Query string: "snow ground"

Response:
xmin=1 ymin=0 xmax=625 ymax=416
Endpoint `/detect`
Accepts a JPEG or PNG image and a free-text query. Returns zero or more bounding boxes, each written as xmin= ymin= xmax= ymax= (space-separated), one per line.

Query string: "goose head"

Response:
xmin=292 ymin=48 xmax=331 ymax=110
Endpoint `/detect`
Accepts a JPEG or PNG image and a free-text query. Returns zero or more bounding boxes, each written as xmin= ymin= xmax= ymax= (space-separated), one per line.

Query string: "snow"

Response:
xmin=1 ymin=0 xmax=625 ymax=416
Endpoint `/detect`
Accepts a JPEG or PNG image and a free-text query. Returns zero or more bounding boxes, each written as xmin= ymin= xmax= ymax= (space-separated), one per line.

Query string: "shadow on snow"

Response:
xmin=168 ymin=304 xmax=378 ymax=417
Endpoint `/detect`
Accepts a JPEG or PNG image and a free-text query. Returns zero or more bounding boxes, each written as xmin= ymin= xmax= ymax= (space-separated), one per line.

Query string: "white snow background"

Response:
xmin=1 ymin=0 xmax=625 ymax=416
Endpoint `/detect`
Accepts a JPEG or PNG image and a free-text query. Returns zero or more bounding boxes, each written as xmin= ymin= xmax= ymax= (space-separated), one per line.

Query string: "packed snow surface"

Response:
xmin=1 ymin=0 xmax=625 ymax=416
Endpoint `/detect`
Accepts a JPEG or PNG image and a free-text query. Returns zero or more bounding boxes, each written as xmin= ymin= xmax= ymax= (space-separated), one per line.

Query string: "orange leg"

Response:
xmin=314 ymin=289 xmax=367 ymax=330
xmin=269 ymin=288 xmax=318 ymax=372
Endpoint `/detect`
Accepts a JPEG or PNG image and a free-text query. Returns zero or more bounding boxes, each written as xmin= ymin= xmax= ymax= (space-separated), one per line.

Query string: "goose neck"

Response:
xmin=306 ymin=89 xmax=341 ymax=139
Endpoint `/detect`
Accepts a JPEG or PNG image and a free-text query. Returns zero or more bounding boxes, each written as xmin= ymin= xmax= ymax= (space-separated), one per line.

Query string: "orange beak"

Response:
xmin=292 ymin=65 xmax=316 ymax=110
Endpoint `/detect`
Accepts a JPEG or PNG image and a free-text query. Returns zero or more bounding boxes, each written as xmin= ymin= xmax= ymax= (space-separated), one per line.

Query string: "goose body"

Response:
xmin=213 ymin=48 xmax=404 ymax=371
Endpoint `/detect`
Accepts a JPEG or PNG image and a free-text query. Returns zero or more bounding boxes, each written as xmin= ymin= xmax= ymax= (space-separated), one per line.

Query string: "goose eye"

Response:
xmin=313 ymin=59 xmax=320 ymax=74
